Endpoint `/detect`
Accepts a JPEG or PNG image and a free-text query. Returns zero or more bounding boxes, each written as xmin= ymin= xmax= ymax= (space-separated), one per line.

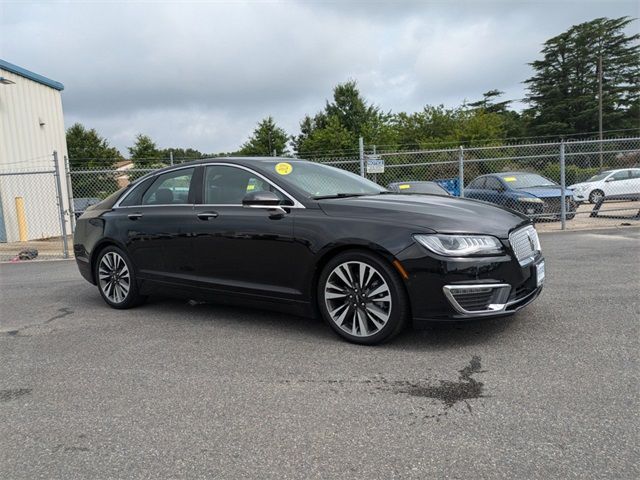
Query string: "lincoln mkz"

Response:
xmin=74 ymin=158 xmax=545 ymax=344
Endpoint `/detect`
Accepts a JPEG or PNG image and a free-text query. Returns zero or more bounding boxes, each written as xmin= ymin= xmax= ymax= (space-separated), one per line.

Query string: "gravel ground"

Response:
xmin=1 ymin=228 xmax=638 ymax=479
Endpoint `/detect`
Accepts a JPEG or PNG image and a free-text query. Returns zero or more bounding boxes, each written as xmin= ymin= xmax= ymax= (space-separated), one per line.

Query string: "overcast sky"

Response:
xmin=1 ymin=0 xmax=638 ymax=155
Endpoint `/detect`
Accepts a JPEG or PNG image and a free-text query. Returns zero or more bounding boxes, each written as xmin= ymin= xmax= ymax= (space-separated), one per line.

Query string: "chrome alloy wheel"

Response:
xmin=98 ymin=251 xmax=131 ymax=304
xmin=324 ymin=261 xmax=392 ymax=337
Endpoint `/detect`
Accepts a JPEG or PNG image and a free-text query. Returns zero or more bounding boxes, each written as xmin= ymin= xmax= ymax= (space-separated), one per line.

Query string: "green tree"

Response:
xmin=468 ymin=90 xmax=525 ymax=139
xmin=294 ymin=81 xmax=391 ymax=157
xmin=325 ymin=80 xmax=385 ymax=138
xmin=128 ymin=134 xmax=161 ymax=167
xmin=468 ymin=90 xmax=512 ymax=115
xmin=391 ymin=105 xmax=506 ymax=148
xmin=159 ymin=148 xmax=207 ymax=162
xmin=525 ymin=17 xmax=640 ymax=136
xmin=295 ymin=115 xmax=357 ymax=157
xmin=239 ymin=116 xmax=289 ymax=156
xmin=65 ymin=123 xmax=122 ymax=198
xmin=66 ymin=123 xmax=122 ymax=169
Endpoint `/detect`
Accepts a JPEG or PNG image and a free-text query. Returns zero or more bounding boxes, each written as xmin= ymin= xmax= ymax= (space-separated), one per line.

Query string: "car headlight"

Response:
xmin=517 ymin=197 xmax=544 ymax=203
xmin=414 ymin=234 xmax=504 ymax=256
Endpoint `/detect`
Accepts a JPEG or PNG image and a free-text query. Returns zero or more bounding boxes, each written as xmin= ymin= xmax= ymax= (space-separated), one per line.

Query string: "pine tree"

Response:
xmin=525 ymin=17 xmax=640 ymax=136
xmin=239 ymin=117 xmax=289 ymax=156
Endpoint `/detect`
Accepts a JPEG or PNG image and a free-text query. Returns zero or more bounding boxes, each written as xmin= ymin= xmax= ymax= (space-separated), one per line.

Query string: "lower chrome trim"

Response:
xmin=443 ymin=283 xmax=511 ymax=316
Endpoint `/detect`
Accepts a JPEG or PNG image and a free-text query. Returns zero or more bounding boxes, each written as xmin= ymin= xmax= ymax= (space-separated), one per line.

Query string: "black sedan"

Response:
xmin=387 ymin=181 xmax=451 ymax=195
xmin=74 ymin=158 xmax=545 ymax=345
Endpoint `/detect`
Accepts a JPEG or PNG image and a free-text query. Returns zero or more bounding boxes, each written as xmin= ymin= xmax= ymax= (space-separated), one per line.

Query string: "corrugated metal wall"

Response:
xmin=0 ymin=67 xmax=70 ymax=243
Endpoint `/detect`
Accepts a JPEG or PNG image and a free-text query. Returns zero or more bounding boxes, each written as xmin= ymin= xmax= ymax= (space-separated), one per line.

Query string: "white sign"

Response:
xmin=366 ymin=156 xmax=384 ymax=174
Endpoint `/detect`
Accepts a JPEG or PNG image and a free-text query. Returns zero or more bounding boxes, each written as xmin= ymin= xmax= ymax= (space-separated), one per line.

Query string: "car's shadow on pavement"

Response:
xmin=140 ymin=295 xmax=522 ymax=350
xmin=389 ymin=316 xmax=521 ymax=351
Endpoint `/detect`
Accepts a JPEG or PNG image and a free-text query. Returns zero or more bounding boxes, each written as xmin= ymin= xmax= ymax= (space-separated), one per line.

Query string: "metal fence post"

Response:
xmin=359 ymin=137 xmax=365 ymax=177
xmin=53 ymin=151 xmax=70 ymax=258
xmin=559 ymin=140 xmax=566 ymax=231
xmin=64 ymin=155 xmax=76 ymax=233
xmin=169 ymin=150 xmax=174 ymax=166
xmin=458 ymin=145 xmax=464 ymax=197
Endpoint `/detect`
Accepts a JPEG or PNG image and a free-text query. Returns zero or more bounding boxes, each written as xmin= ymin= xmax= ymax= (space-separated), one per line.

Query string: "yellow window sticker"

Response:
xmin=399 ymin=184 xmax=411 ymax=190
xmin=275 ymin=162 xmax=293 ymax=175
xmin=246 ymin=184 xmax=255 ymax=191
xmin=503 ymin=176 xmax=517 ymax=182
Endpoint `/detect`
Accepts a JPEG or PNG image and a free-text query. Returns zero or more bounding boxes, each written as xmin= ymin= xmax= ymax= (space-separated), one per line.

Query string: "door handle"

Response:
xmin=197 ymin=212 xmax=219 ymax=220
xmin=128 ymin=213 xmax=143 ymax=220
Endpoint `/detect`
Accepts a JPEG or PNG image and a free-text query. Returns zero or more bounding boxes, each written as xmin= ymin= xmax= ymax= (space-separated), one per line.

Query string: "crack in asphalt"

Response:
xmin=0 ymin=388 xmax=32 ymax=402
xmin=44 ymin=307 xmax=74 ymax=324
xmin=1 ymin=307 xmax=74 ymax=337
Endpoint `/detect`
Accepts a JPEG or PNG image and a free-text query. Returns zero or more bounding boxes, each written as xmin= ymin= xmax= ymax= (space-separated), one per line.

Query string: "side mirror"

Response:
xmin=242 ymin=190 xmax=281 ymax=207
xmin=604 ymin=177 xmax=614 ymax=182
xmin=242 ymin=191 xmax=286 ymax=217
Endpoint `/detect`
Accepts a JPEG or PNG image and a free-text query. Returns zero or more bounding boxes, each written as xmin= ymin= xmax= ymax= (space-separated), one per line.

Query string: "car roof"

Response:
xmin=599 ymin=168 xmax=639 ymax=173
xmin=388 ymin=181 xmax=439 ymax=185
xmin=133 ymin=156 xmax=308 ymax=182
xmin=158 ymin=156 xmax=307 ymax=170
xmin=480 ymin=172 xmax=546 ymax=178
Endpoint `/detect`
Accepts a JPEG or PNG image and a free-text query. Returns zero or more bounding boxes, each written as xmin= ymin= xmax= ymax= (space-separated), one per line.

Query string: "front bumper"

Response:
xmin=521 ymin=198 xmax=576 ymax=219
xmin=572 ymin=191 xmax=587 ymax=201
xmin=396 ymin=241 xmax=544 ymax=325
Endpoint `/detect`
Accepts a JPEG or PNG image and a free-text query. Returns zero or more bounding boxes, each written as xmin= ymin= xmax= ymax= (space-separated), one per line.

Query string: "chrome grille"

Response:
xmin=509 ymin=225 xmax=541 ymax=266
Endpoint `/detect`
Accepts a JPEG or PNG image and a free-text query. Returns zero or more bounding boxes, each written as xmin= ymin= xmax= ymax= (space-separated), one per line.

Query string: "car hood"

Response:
xmin=318 ymin=194 xmax=529 ymax=238
xmin=515 ymin=186 xmax=573 ymax=198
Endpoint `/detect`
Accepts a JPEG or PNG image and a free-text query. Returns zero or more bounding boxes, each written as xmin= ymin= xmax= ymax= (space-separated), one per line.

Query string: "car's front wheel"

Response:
xmin=318 ymin=251 xmax=409 ymax=345
xmin=589 ymin=189 xmax=604 ymax=204
xmin=95 ymin=246 xmax=145 ymax=309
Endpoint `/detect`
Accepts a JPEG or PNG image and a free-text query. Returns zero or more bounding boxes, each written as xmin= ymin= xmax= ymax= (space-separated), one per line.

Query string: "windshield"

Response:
xmin=501 ymin=173 xmax=556 ymax=189
xmin=259 ymin=161 xmax=386 ymax=198
xmin=586 ymin=171 xmax=613 ymax=182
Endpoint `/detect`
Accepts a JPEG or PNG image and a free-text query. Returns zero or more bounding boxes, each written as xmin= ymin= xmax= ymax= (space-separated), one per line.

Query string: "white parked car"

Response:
xmin=569 ymin=168 xmax=640 ymax=203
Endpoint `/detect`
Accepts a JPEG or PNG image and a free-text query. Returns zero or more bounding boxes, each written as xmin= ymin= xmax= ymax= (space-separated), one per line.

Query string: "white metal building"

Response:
xmin=0 ymin=59 xmax=71 ymax=243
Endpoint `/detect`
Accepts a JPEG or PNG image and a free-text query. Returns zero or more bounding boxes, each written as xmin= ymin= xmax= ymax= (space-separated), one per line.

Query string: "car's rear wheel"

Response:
xmin=95 ymin=246 xmax=145 ymax=309
xmin=589 ymin=189 xmax=604 ymax=204
xmin=318 ymin=251 xmax=408 ymax=345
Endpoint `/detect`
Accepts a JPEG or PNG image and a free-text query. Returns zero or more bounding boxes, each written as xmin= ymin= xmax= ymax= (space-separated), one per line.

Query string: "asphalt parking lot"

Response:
xmin=1 ymin=228 xmax=638 ymax=479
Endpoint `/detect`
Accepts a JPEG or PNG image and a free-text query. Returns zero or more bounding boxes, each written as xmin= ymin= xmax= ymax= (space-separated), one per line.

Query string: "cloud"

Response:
xmin=1 ymin=0 xmax=638 ymax=154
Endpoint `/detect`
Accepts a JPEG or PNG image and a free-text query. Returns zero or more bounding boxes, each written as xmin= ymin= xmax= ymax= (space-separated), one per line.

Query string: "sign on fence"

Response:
xmin=366 ymin=155 xmax=384 ymax=174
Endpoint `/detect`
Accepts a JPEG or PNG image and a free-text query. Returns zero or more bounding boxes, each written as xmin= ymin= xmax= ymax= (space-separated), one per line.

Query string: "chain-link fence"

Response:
xmin=0 ymin=136 xmax=638 ymax=260
xmin=314 ymin=136 xmax=640 ymax=232
xmin=0 ymin=153 xmax=71 ymax=261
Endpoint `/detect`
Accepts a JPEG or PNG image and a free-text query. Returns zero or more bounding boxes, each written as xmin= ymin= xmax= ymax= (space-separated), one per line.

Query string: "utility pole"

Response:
xmin=358 ymin=137 xmax=365 ymax=177
xmin=598 ymin=54 xmax=603 ymax=170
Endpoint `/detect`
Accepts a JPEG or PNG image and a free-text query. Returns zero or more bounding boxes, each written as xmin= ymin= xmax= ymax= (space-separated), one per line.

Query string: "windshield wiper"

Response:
xmin=312 ymin=193 xmax=370 ymax=200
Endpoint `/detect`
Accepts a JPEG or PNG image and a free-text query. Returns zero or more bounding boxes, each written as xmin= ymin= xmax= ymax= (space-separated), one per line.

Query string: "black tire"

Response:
xmin=589 ymin=189 xmax=604 ymax=204
xmin=94 ymin=245 xmax=146 ymax=309
xmin=317 ymin=250 xmax=409 ymax=345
